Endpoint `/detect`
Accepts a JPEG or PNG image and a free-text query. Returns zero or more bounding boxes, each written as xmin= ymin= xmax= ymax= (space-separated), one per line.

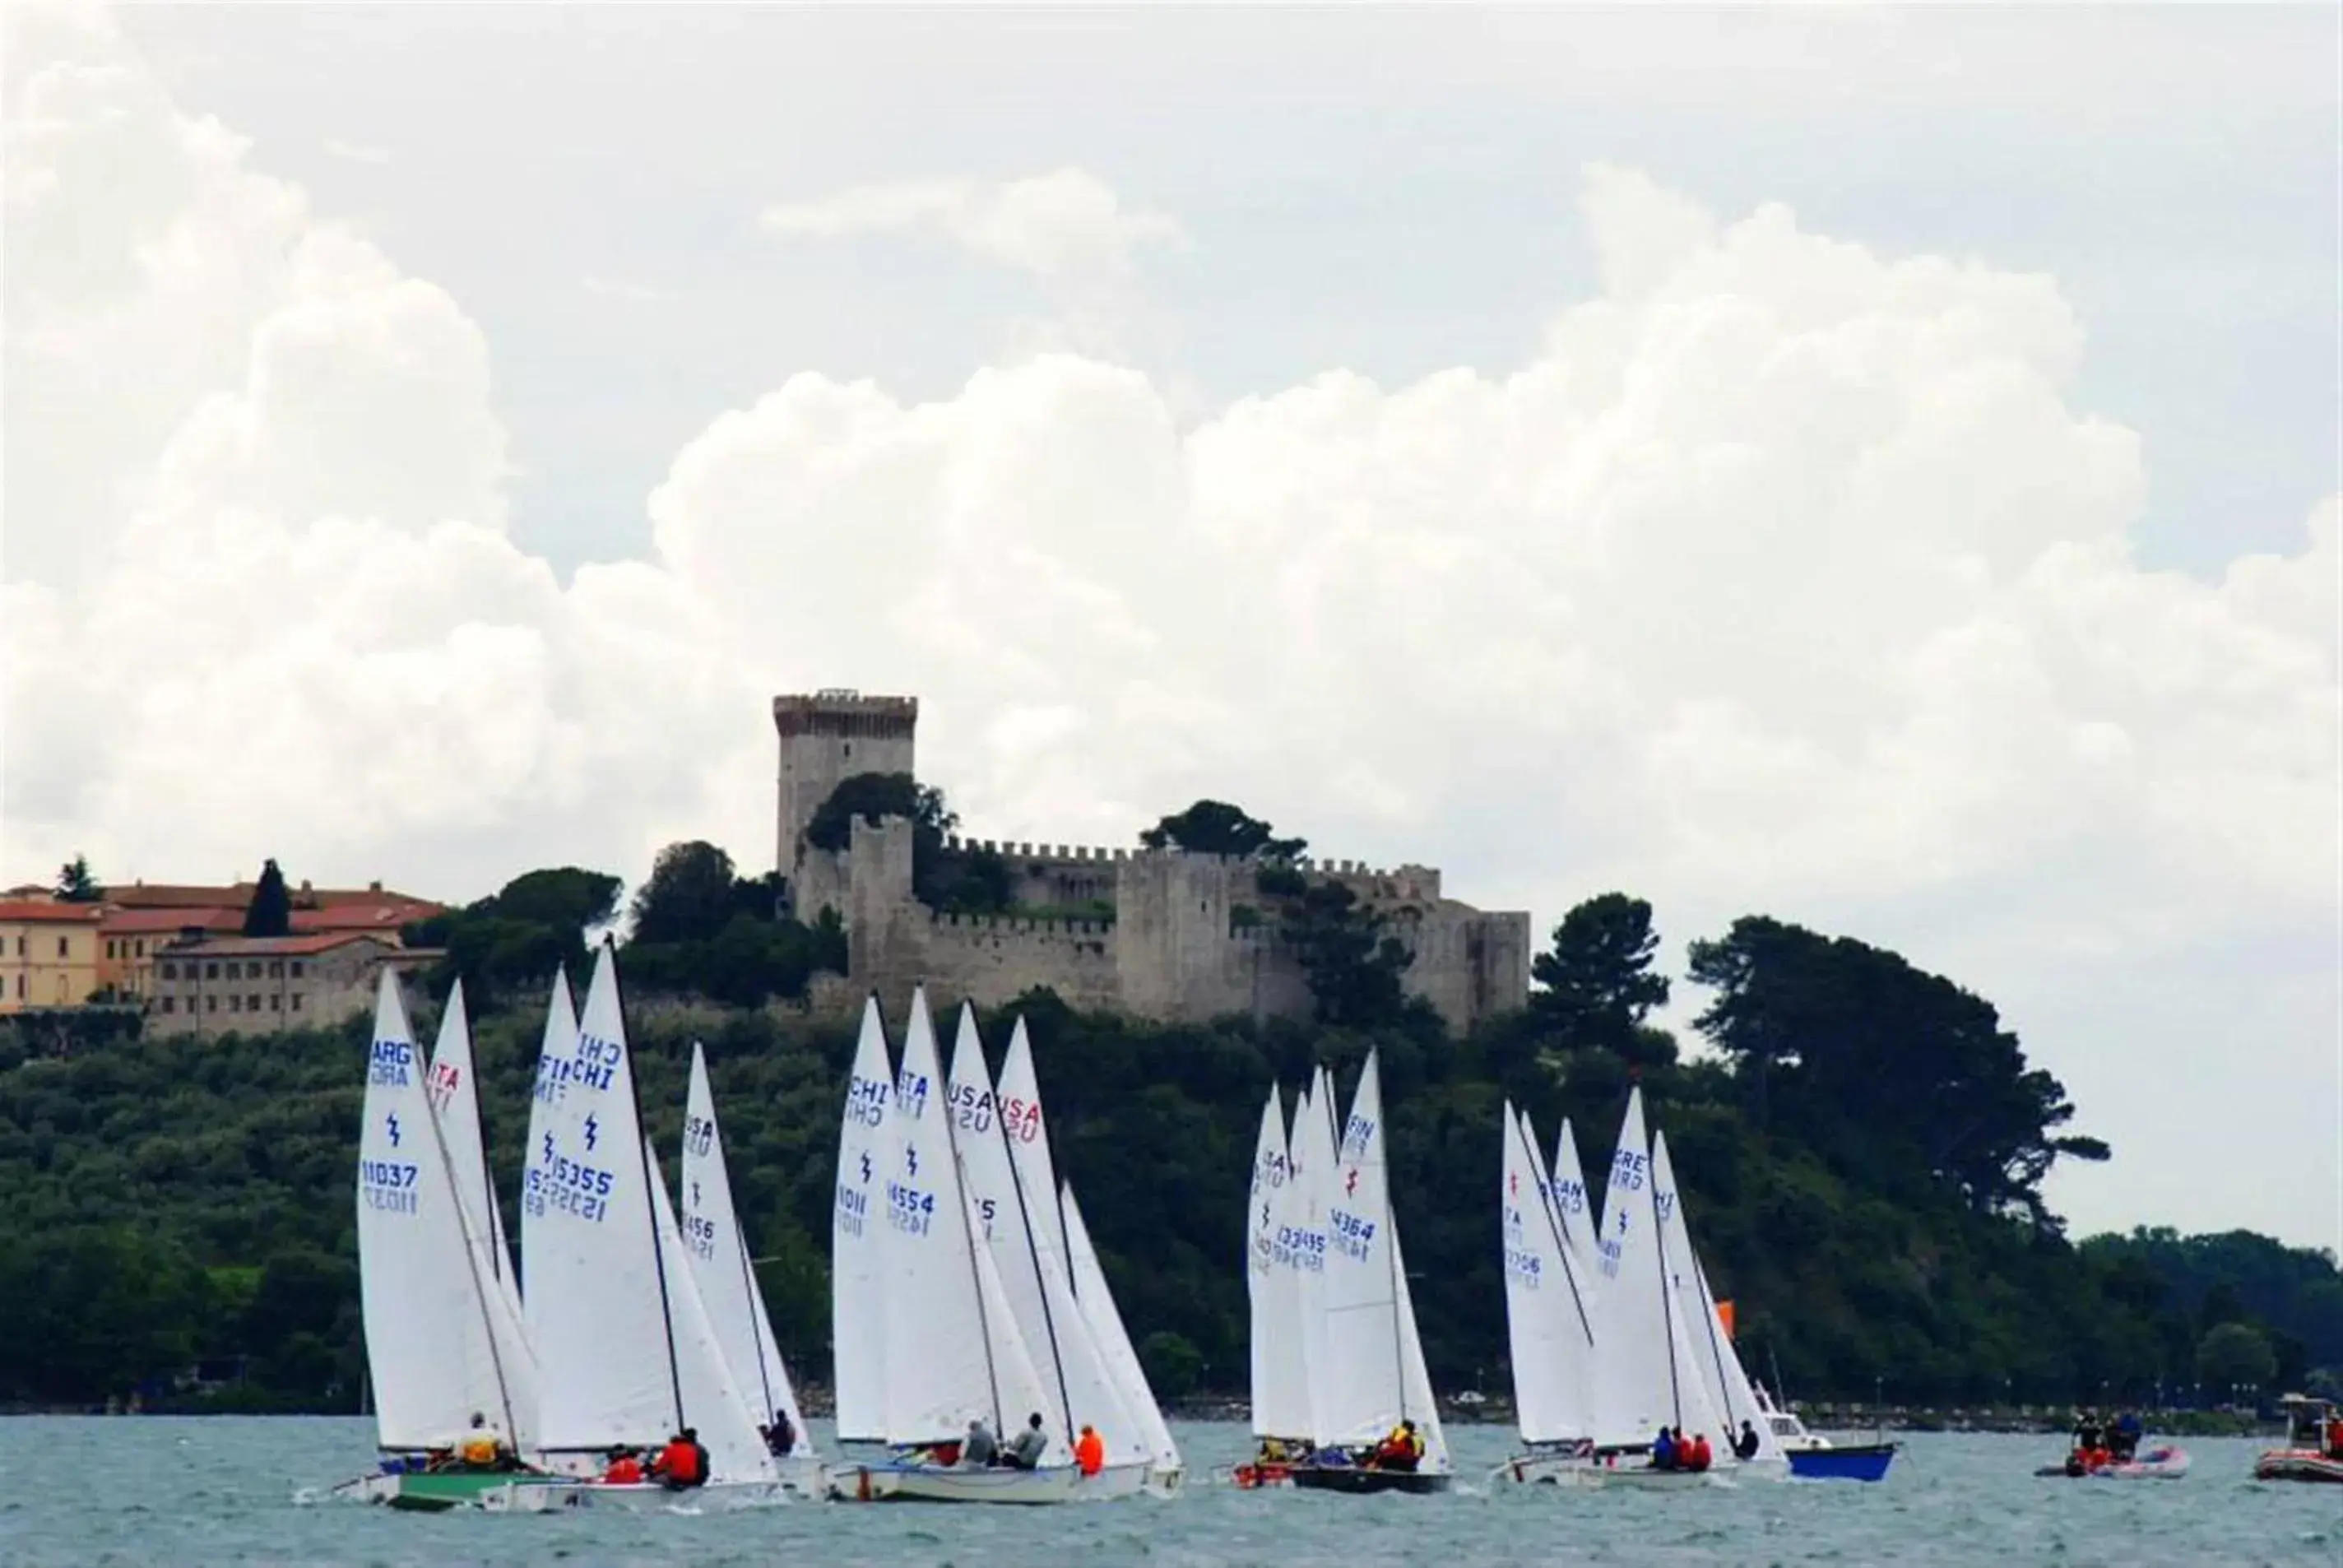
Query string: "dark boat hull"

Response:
xmin=1787 ymin=1444 xmax=1899 ymax=1482
xmin=1289 ymin=1466 xmax=1453 ymax=1496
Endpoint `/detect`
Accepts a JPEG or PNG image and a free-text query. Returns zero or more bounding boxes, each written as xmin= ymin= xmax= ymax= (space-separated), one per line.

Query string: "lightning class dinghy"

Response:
xmin=336 ymin=972 xmax=568 ymax=1512
xmin=1650 ymin=1131 xmax=1792 ymax=1482
xmin=1287 ymin=1051 xmax=1453 ymax=1496
xmin=1496 ymin=1102 xmax=1600 ymax=1485
xmin=521 ymin=945 xmax=784 ymax=1510
xmin=1236 ymin=1084 xmax=1313 ymax=1488
xmin=825 ymin=990 xmax=1083 ymax=1504
xmin=679 ymin=1041 xmax=821 ymax=1495
xmin=990 ymin=1014 xmax=1183 ymax=1495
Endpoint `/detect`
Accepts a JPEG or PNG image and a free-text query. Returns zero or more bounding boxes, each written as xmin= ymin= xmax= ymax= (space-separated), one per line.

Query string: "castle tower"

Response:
xmin=773 ymin=691 xmax=918 ymax=884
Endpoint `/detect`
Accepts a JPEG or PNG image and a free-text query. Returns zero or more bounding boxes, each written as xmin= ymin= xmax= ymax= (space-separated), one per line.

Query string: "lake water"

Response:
xmin=0 ymin=1418 xmax=2333 ymax=1566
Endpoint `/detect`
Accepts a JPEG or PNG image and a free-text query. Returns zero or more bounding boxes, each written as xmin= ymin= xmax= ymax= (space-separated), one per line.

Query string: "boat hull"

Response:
xmin=2034 ymin=1445 xmax=2188 ymax=1482
xmin=1788 ymin=1444 xmax=1900 ymax=1482
xmin=338 ymin=1472 xmax=590 ymax=1513
xmin=2253 ymin=1450 xmax=2343 ymax=1483
xmin=826 ymin=1463 xmax=1083 ymax=1505
xmin=1289 ymin=1465 xmax=1454 ymax=1496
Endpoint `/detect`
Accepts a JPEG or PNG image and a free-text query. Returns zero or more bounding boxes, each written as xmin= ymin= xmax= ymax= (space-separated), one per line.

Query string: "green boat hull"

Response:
xmin=381 ymin=1471 xmax=585 ymax=1512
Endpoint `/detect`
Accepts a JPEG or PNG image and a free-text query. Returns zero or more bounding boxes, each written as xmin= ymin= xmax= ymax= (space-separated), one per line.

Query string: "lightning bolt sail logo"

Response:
xmin=690 ymin=1181 xmax=701 ymax=1208
xmin=1345 ymin=1167 xmax=1358 ymax=1197
xmin=858 ymin=1153 xmax=872 ymax=1184
xmin=386 ymin=1113 xmax=401 ymax=1148
xmin=583 ymin=1113 xmax=600 ymax=1152
xmin=907 ymin=1147 xmax=919 ymax=1177
xmin=542 ymin=1131 xmax=555 ymax=1164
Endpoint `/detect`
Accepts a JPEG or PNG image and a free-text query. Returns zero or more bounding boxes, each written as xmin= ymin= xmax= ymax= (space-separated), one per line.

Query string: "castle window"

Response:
xmin=160 ymin=996 xmax=176 ymax=1014
xmin=161 ymin=963 xmax=178 ymax=980
xmin=57 ymin=936 xmax=68 ymax=958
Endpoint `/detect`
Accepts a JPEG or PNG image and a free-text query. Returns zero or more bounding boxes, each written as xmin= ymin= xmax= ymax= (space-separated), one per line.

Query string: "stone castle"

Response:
xmin=776 ymin=690 xmax=1530 ymax=1032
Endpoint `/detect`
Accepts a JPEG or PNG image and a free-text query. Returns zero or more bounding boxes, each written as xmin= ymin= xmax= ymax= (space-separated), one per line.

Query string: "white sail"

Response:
xmin=1061 ymin=1184 xmax=1181 ymax=1473
xmin=1289 ymin=1070 xmax=1337 ymax=1445
xmin=830 ymin=996 xmax=893 ymax=1440
xmin=1246 ymin=1087 xmax=1311 ymax=1439
xmin=1315 ymin=1052 xmax=1409 ymax=1449
xmin=682 ymin=1041 xmax=810 ymax=1455
xmin=424 ymin=983 xmax=527 ymax=1338
xmin=1548 ymin=1114 xmax=1596 ymax=1275
xmin=357 ymin=970 xmax=530 ymax=1451
xmin=1390 ymin=1228 xmax=1450 ymax=1473
xmin=945 ymin=1008 xmax=1065 ymax=1423
xmin=990 ymin=1018 xmax=1151 ymax=1468
xmin=1590 ymin=1091 xmax=1724 ymax=1450
xmin=517 ymin=967 xmax=578 ymax=1312
xmin=884 ymin=989 xmax=1061 ymax=1454
xmin=1650 ymin=1130 xmax=1778 ymax=1463
xmin=644 ymin=1133 xmax=780 ymax=1482
xmin=1502 ymin=1102 xmax=1595 ymax=1443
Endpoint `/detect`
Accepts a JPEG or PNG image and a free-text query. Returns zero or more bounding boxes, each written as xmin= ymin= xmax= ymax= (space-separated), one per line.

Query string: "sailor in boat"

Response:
xmin=1364 ymin=1421 xmax=1427 ymax=1473
xmin=999 ymin=1413 xmax=1050 ymax=1470
xmin=957 ymin=1417 xmax=997 ymax=1468
xmin=1681 ymin=1432 xmax=1714 ymax=1473
xmin=601 ymin=1445 xmax=645 ymax=1484
xmin=1733 ymin=1420 xmax=1762 ymax=1462
xmin=648 ymin=1427 xmax=710 ymax=1490
xmin=2109 ymin=1410 xmax=2142 ymax=1460
xmin=1074 ymin=1424 xmax=1106 ymax=1478
xmin=1649 ymin=1426 xmax=1678 ymax=1470
xmin=451 ymin=1411 xmax=518 ymax=1472
xmin=761 ymin=1409 xmax=796 ymax=1457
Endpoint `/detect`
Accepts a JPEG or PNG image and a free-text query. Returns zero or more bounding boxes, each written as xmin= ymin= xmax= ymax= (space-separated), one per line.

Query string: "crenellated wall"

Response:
xmin=777 ymin=689 xmax=1529 ymax=1031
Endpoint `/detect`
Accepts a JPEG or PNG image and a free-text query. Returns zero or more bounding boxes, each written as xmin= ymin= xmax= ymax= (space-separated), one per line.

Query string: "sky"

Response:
xmin=2 ymin=2 xmax=2336 ymax=1249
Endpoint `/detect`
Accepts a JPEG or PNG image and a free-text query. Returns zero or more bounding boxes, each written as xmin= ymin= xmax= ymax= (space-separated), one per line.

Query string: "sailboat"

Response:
xmin=521 ymin=944 xmax=782 ymax=1506
xmin=1288 ymin=1051 xmax=1452 ymax=1495
xmin=1061 ymin=1183 xmax=1186 ymax=1493
xmin=338 ymin=970 xmax=554 ymax=1511
xmin=1498 ymin=1101 xmax=1600 ymax=1484
xmin=1581 ymin=1087 xmax=1730 ymax=1487
xmin=825 ymin=988 xmax=1080 ymax=1503
xmin=1548 ymin=1115 xmax=1597 ymax=1274
xmin=679 ymin=1040 xmax=820 ymax=1493
xmin=830 ymin=996 xmax=893 ymax=1449
xmin=1243 ymin=1087 xmax=1310 ymax=1478
xmin=1649 ymin=1130 xmax=1789 ymax=1478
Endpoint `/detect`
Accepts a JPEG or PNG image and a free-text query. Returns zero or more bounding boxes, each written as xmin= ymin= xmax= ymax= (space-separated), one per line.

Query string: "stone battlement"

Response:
xmin=776 ymin=690 xmax=1527 ymax=1032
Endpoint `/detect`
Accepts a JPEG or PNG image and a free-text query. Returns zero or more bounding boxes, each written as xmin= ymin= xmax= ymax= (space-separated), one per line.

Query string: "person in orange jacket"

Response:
xmin=1684 ymin=1432 xmax=1714 ymax=1473
xmin=649 ymin=1427 xmax=709 ymax=1489
xmin=1074 ymin=1424 xmax=1106 ymax=1477
xmin=601 ymin=1445 xmax=644 ymax=1484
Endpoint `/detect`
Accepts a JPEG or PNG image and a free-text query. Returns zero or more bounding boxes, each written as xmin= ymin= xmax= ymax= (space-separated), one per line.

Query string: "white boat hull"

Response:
xmin=827 ymin=1462 xmax=1084 ymax=1504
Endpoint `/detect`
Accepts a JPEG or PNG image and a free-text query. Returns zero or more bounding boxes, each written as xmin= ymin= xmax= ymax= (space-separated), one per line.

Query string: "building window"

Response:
xmin=290 ymin=962 xmax=305 ymax=979
xmin=205 ymin=963 xmax=220 ymax=980
xmin=136 ymin=939 xmax=146 ymax=958
xmin=13 ymin=936 xmax=22 ymax=957
xmin=12 ymin=974 xmax=21 ymax=1000
xmin=206 ymin=995 xmax=217 ymax=1012
xmin=268 ymin=961 xmax=283 ymax=978
xmin=230 ymin=995 xmax=241 ymax=1013
xmin=161 ymin=963 xmax=178 ymax=980
xmin=161 ymin=996 xmax=176 ymax=1014
xmin=247 ymin=993 xmax=260 ymax=1012
xmin=107 ymin=939 xmax=118 ymax=960
xmin=58 ymin=936 xmax=69 ymax=958
xmin=290 ymin=994 xmax=304 ymax=1011
xmin=268 ymin=995 xmax=280 ymax=1010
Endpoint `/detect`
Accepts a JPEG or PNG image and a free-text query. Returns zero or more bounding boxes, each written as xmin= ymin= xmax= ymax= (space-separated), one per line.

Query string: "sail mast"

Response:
xmin=1647 ymin=1131 xmax=1682 ymax=1431
xmin=984 ymin=1023 xmax=1075 ymax=1440
xmin=423 ymin=1054 xmax=522 ymax=1443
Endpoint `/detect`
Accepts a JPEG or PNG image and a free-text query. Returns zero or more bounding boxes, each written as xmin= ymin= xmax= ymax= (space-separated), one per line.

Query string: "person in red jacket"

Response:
xmin=650 ymin=1428 xmax=709 ymax=1489
xmin=1684 ymin=1432 xmax=1714 ymax=1473
xmin=601 ymin=1446 xmax=644 ymax=1485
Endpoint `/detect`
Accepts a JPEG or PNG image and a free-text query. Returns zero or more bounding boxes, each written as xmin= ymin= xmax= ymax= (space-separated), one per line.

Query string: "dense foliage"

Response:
xmin=1 ymin=888 xmax=2331 ymax=1414
xmin=242 ymin=859 xmax=292 ymax=939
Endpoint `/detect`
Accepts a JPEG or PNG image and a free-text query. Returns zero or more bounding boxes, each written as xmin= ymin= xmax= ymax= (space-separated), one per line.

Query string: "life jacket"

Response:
xmin=657 ymin=1438 xmax=706 ymax=1486
xmin=459 ymin=1433 xmax=499 ymax=1467
xmin=1688 ymin=1438 xmax=1712 ymax=1472
xmin=1408 ymin=1428 xmax=1427 ymax=1460
xmin=604 ymin=1455 xmax=643 ymax=1485
xmin=1074 ymin=1429 xmax=1105 ymax=1477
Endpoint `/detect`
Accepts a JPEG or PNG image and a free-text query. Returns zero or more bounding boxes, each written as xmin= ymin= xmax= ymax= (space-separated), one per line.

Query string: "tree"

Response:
xmin=1529 ymin=893 xmax=1674 ymax=1063
xmin=1138 ymin=1329 xmax=1204 ymax=1400
xmin=2197 ymin=1321 xmax=2276 ymax=1392
xmin=242 ymin=860 xmax=291 ymax=938
xmin=1687 ymin=915 xmax=2106 ymax=1222
xmin=491 ymin=867 xmax=621 ymax=932
xmin=54 ymin=856 xmax=99 ymax=903
xmin=801 ymin=772 xmax=955 ymax=854
xmin=1271 ymin=876 xmax=1415 ymax=1029
xmin=1140 ymin=800 xmax=1306 ymax=861
xmin=629 ymin=842 xmax=739 ymax=944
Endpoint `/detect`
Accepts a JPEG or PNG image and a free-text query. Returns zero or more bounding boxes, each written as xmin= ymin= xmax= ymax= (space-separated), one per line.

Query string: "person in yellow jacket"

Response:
xmin=1369 ymin=1420 xmax=1424 ymax=1472
xmin=456 ymin=1411 xmax=511 ymax=1470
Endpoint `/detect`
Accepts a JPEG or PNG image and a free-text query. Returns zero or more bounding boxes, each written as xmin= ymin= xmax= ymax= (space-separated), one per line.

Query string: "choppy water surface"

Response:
xmin=0 ymin=1418 xmax=2334 ymax=1566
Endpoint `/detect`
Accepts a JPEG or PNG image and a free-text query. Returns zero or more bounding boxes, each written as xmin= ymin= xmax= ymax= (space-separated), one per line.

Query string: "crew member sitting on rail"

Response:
xmin=762 ymin=1408 xmax=796 ymax=1458
xmin=1000 ymin=1413 xmax=1050 ymax=1470
xmin=1650 ymin=1426 xmax=1678 ymax=1470
xmin=456 ymin=1412 xmax=512 ymax=1470
xmin=1074 ymin=1423 xmax=1106 ymax=1477
xmin=1366 ymin=1420 xmax=1425 ymax=1472
xmin=1733 ymin=1419 xmax=1762 ymax=1461
xmin=650 ymin=1427 xmax=709 ymax=1489
xmin=958 ymin=1417 xmax=997 ymax=1468
xmin=601 ymin=1445 xmax=643 ymax=1484
xmin=1683 ymin=1432 xmax=1713 ymax=1473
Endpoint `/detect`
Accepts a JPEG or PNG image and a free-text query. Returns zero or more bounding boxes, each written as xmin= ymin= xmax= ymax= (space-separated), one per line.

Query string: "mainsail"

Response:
xmin=830 ymin=996 xmax=893 ymax=1440
xmin=682 ymin=1041 xmax=810 ymax=1455
xmin=1501 ymin=1101 xmax=1595 ymax=1444
xmin=357 ymin=970 xmax=531 ymax=1451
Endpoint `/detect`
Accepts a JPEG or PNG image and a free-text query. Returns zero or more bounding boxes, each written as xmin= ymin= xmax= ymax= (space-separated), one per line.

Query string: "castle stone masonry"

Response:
xmin=775 ymin=689 xmax=1529 ymax=1032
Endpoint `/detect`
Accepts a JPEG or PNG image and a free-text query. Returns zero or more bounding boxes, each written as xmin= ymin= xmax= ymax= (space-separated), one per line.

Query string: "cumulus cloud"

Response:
xmin=759 ymin=167 xmax=1183 ymax=282
xmin=3 ymin=6 xmax=2334 ymax=1240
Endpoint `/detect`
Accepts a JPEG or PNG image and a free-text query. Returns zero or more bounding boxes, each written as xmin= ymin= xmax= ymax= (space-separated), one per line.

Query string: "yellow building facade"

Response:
xmin=0 ymin=901 xmax=107 ymax=1013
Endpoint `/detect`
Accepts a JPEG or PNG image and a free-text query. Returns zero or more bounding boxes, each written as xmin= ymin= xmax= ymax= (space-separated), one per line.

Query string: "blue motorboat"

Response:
xmin=1785 ymin=1442 xmax=1899 ymax=1482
